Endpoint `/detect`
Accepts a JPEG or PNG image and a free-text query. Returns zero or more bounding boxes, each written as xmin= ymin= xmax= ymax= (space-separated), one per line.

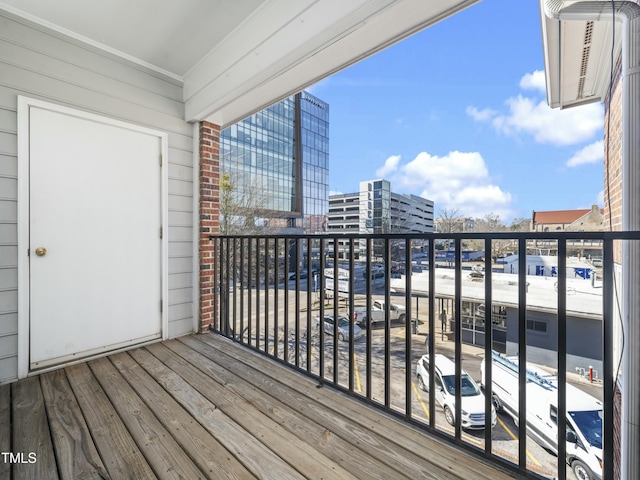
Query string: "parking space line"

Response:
xmin=270 ymin=330 xmax=285 ymax=356
xmin=497 ymin=416 xmax=541 ymax=467
xmin=392 ymin=328 xmax=406 ymax=338
xmin=410 ymin=380 xmax=430 ymax=421
xmin=353 ymin=352 xmax=362 ymax=393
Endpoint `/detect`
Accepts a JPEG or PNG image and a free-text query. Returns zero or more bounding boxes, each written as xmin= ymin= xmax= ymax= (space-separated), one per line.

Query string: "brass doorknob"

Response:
xmin=35 ymin=247 xmax=47 ymax=257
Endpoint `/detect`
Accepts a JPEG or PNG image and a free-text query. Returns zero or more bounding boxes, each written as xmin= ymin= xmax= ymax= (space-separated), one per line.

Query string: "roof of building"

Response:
xmin=390 ymin=268 xmax=602 ymax=319
xmin=533 ymin=209 xmax=593 ymax=225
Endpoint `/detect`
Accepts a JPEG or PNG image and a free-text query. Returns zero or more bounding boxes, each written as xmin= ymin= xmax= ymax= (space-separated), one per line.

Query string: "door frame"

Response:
xmin=16 ymin=96 xmax=169 ymax=378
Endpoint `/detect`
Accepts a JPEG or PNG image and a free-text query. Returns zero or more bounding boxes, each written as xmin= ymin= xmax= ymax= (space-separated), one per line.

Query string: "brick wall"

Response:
xmin=199 ymin=121 xmax=220 ymax=332
xmin=604 ymin=62 xmax=623 ymax=234
xmin=604 ymin=59 xmax=622 ymax=480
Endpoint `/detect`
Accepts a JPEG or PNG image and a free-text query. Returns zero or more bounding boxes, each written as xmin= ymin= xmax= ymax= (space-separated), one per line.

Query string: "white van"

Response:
xmin=481 ymin=351 xmax=603 ymax=480
xmin=416 ymin=354 xmax=496 ymax=430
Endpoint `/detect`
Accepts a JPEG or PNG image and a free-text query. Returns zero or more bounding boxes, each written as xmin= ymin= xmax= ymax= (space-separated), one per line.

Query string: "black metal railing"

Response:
xmin=210 ymin=231 xmax=640 ymax=480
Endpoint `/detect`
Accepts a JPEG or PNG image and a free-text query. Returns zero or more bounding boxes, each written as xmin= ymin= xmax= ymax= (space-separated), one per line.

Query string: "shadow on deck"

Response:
xmin=0 ymin=334 xmax=520 ymax=479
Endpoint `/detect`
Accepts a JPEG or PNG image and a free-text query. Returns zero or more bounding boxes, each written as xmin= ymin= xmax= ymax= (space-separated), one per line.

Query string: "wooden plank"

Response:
xmin=40 ymin=369 xmax=109 ymax=479
xmin=88 ymin=356 xmax=206 ymax=480
xmin=108 ymin=351 xmax=255 ymax=480
xmin=150 ymin=341 xmax=389 ymax=480
xmin=128 ymin=346 xmax=307 ymax=480
xmin=64 ymin=363 xmax=157 ymax=480
xmin=11 ymin=376 xmax=58 ymax=480
xmin=190 ymin=334 xmax=517 ymax=480
xmin=0 ymin=383 xmax=10 ymax=479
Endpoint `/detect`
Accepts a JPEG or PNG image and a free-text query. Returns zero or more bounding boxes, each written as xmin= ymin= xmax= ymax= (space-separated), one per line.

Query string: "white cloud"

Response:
xmin=388 ymin=150 xmax=514 ymax=219
xmin=466 ymin=106 xmax=497 ymax=122
xmin=566 ymin=140 xmax=604 ymax=167
xmin=492 ymin=94 xmax=603 ymax=146
xmin=376 ymin=155 xmax=401 ymax=178
xmin=519 ymin=70 xmax=546 ymax=92
xmin=466 ymin=71 xmax=603 ymax=146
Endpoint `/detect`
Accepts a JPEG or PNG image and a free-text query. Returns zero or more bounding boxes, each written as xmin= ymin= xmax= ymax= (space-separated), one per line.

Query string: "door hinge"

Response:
xmin=27 ymin=248 xmax=30 ymax=257
xmin=160 ymin=300 xmax=163 ymax=313
xmin=160 ymin=227 xmax=163 ymax=239
xmin=160 ymin=154 xmax=163 ymax=167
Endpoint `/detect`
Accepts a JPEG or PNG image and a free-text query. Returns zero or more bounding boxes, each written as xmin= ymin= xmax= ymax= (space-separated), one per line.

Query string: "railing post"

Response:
xmin=428 ymin=236 xmax=436 ymax=428
xmin=239 ymin=238 xmax=245 ymax=342
xmin=484 ymin=236 xmax=493 ymax=455
xmin=517 ymin=236 xmax=527 ymax=472
xmin=384 ymin=237 xmax=391 ymax=408
xmin=454 ymin=237 xmax=462 ymax=441
xmin=283 ymin=237 xmax=289 ymax=363
xmin=404 ymin=237 xmax=413 ymax=418
xmin=558 ymin=237 xmax=567 ymax=480
xmin=365 ymin=237 xmax=372 ymax=400
xmin=603 ymin=237 xmax=614 ymax=480
xmin=348 ymin=238 xmax=355 ymax=393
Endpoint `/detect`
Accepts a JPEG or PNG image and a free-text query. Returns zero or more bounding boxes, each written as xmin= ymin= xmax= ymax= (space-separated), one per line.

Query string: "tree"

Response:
xmin=218 ymin=172 xmax=289 ymax=294
xmin=435 ymin=208 xmax=465 ymax=233
xmin=474 ymin=212 xmax=505 ymax=232
xmin=509 ymin=217 xmax=531 ymax=232
xmin=219 ymin=172 xmax=277 ymax=236
xmin=471 ymin=213 xmax=512 ymax=261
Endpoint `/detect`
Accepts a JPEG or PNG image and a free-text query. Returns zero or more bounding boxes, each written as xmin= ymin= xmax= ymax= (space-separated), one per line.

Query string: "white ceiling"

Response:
xmin=0 ymin=0 xmax=481 ymax=126
xmin=0 ymin=0 xmax=265 ymax=79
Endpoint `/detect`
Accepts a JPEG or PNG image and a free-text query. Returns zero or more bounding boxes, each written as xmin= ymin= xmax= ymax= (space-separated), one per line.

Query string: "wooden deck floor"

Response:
xmin=1 ymin=334 xmax=521 ymax=479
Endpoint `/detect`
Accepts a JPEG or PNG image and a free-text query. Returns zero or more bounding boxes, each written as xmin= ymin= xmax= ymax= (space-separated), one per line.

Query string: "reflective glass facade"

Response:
xmin=361 ymin=179 xmax=391 ymax=234
xmin=220 ymin=91 xmax=329 ymax=233
xmin=299 ymin=91 xmax=329 ymax=233
xmin=220 ymin=97 xmax=296 ymax=213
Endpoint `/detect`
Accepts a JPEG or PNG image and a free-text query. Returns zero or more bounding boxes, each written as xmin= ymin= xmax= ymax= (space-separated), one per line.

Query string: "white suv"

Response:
xmin=416 ymin=354 xmax=496 ymax=430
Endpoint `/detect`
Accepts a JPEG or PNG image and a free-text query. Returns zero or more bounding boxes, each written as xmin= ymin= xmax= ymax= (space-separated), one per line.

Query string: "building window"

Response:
xmin=527 ymin=319 xmax=547 ymax=333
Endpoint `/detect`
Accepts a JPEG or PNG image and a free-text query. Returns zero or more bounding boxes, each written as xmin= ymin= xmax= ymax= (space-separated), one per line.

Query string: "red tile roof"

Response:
xmin=533 ymin=209 xmax=591 ymax=225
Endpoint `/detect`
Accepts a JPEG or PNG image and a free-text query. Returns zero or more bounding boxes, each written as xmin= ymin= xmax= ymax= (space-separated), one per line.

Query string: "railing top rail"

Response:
xmin=212 ymin=231 xmax=640 ymax=241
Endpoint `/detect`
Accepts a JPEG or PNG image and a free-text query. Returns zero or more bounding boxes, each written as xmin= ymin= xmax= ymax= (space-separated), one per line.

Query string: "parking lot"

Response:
xmin=226 ymin=285 xmax=601 ymax=480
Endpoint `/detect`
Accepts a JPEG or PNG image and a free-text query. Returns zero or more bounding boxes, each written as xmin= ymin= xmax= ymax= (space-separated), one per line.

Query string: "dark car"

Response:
xmin=363 ymin=268 xmax=384 ymax=279
xmin=288 ymin=270 xmax=308 ymax=280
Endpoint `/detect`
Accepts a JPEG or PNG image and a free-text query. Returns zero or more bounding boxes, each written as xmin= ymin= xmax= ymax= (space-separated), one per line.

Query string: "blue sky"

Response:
xmin=309 ymin=0 xmax=605 ymax=223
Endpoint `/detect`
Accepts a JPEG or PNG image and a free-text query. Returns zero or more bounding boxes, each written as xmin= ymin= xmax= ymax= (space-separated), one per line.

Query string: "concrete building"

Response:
xmin=531 ymin=205 xmax=605 ymax=232
xmin=390 ymin=269 xmax=604 ymax=374
xmin=529 ymin=205 xmax=604 ymax=258
xmin=327 ymin=179 xmax=434 ymax=258
xmin=501 ymin=254 xmax=594 ymax=279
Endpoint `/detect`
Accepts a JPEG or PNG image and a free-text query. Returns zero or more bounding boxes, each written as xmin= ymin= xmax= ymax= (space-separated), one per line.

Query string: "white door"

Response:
xmin=28 ymin=105 xmax=163 ymax=369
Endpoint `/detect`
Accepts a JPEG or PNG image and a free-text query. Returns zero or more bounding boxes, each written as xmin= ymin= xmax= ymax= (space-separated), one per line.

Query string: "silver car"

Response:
xmin=316 ymin=314 xmax=365 ymax=342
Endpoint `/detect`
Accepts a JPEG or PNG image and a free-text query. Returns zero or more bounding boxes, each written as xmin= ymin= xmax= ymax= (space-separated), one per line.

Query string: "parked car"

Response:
xmin=315 ymin=314 xmax=364 ymax=342
xmin=416 ymin=354 xmax=496 ymax=430
xmin=288 ymin=270 xmax=308 ymax=280
xmin=353 ymin=300 xmax=406 ymax=327
xmin=362 ymin=267 xmax=385 ymax=279
xmin=289 ymin=268 xmax=319 ymax=280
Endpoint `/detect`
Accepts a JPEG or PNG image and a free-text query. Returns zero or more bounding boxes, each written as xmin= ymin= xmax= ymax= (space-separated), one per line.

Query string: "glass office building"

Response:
xmin=220 ymin=91 xmax=328 ymax=233
xmin=299 ymin=91 xmax=329 ymax=233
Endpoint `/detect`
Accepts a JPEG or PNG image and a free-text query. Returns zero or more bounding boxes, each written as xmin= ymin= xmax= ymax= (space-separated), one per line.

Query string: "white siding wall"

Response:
xmin=0 ymin=13 xmax=196 ymax=383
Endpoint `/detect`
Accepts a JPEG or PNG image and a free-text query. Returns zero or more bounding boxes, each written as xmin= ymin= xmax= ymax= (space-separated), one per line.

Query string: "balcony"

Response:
xmin=2 ymin=334 xmax=516 ymax=479
xmin=211 ymin=231 xmax=640 ymax=480
xmin=3 ymin=231 xmax=636 ymax=479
